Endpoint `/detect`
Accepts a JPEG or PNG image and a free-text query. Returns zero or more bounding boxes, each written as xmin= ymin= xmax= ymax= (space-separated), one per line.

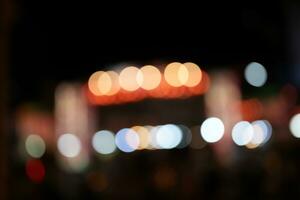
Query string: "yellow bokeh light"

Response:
xmin=88 ymin=71 xmax=104 ymax=96
xmin=119 ymin=66 xmax=140 ymax=91
xmin=137 ymin=65 xmax=161 ymax=90
xmin=106 ymin=71 xmax=120 ymax=96
xmin=164 ymin=62 xmax=185 ymax=87
xmin=132 ymin=126 xmax=151 ymax=149
xmin=178 ymin=64 xmax=189 ymax=85
xmin=183 ymin=62 xmax=202 ymax=87
xmin=97 ymin=72 xmax=111 ymax=95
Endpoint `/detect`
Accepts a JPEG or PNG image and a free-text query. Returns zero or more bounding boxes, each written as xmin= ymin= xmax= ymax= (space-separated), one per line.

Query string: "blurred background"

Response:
xmin=2 ymin=0 xmax=300 ymax=199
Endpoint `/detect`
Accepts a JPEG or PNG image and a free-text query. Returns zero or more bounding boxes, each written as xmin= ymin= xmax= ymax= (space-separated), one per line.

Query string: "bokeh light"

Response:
xmin=97 ymin=72 xmax=112 ymax=95
xmin=156 ymin=124 xmax=182 ymax=149
xmin=119 ymin=66 xmax=140 ymax=91
xmin=57 ymin=133 xmax=82 ymax=158
xmin=106 ymin=71 xmax=120 ymax=95
xmin=244 ymin=62 xmax=267 ymax=87
xmin=115 ymin=128 xmax=139 ymax=153
xmin=26 ymin=159 xmax=45 ymax=183
xmin=88 ymin=71 xmax=104 ymax=95
xmin=183 ymin=62 xmax=202 ymax=87
xmin=232 ymin=121 xmax=254 ymax=146
xmin=92 ymin=130 xmax=116 ymax=155
xmin=246 ymin=120 xmax=272 ymax=149
xmin=148 ymin=126 xmax=161 ymax=149
xmin=164 ymin=62 xmax=186 ymax=87
xmin=25 ymin=134 xmax=46 ymax=158
xmin=289 ymin=113 xmax=300 ymax=138
xmin=200 ymin=117 xmax=224 ymax=143
xmin=131 ymin=126 xmax=151 ymax=150
xmin=246 ymin=122 xmax=264 ymax=148
xmin=137 ymin=65 xmax=161 ymax=90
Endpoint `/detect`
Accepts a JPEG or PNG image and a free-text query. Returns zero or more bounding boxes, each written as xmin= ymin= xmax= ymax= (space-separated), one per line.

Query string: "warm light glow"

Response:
xmin=131 ymin=126 xmax=151 ymax=149
xmin=137 ymin=65 xmax=161 ymax=90
xmin=106 ymin=71 xmax=120 ymax=95
xmin=88 ymin=71 xmax=104 ymax=95
xmin=232 ymin=121 xmax=254 ymax=146
xmin=87 ymin=62 xmax=210 ymax=106
xmin=164 ymin=62 xmax=186 ymax=87
xmin=115 ymin=128 xmax=139 ymax=153
xmin=119 ymin=66 xmax=140 ymax=91
xmin=97 ymin=72 xmax=112 ymax=95
xmin=57 ymin=133 xmax=82 ymax=158
xmin=149 ymin=126 xmax=162 ymax=149
xmin=25 ymin=135 xmax=46 ymax=158
xmin=290 ymin=113 xmax=300 ymax=138
xmin=156 ymin=124 xmax=182 ymax=149
xmin=183 ymin=62 xmax=202 ymax=87
xmin=178 ymin=64 xmax=189 ymax=84
xmin=244 ymin=62 xmax=267 ymax=87
xmin=200 ymin=117 xmax=225 ymax=143
xmin=92 ymin=130 xmax=116 ymax=155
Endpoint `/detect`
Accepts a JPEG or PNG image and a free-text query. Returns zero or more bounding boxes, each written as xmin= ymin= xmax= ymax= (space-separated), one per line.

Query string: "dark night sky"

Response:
xmin=10 ymin=1 xmax=288 ymax=106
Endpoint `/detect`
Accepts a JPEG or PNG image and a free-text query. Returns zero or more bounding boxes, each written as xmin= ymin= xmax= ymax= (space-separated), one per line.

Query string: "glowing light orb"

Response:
xmin=156 ymin=124 xmax=182 ymax=149
xmin=92 ymin=130 xmax=116 ymax=155
xmin=97 ymin=72 xmax=112 ymax=95
xmin=131 ymin=126 xmax=151 ymax=150
xmin=200 ymin=117 xmax=225 ymax=143
xmin=57 ymin=133 xmax=81 ymax=158
xmin=290 ymin=113 xmax=300 ymax=138
xmin=244 ymin=62 xmax=267 ymax=87
xmin=137 ymin=65 xmax=161 ymax=90
xmin=115 ymin=128 xmax=139 ymax=153
xmin=106 ymin=71 xmax=120 ymax=95
xmin=25 ymin=135 xmax=46 ymax=158
xmin=246 ymin=120 xmax=272 ymax=149
xmin=164 ymin=62 xmax=186 ymax=87
xmin=26 ymin=159 xmax=45 ymax=183
xmin=232 ymin=121 xmax=254 ymax=146
xmin=183 ymin=62 xmax=202 ymax=87
xmin=88 ymin=71 xmax=104 ymax=95
xmin=119 ymin=66 xmax=140 ymax=91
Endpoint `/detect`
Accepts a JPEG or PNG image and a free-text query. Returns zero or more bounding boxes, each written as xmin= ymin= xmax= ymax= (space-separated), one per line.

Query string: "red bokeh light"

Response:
xmin=26 ymin=159 xmax=45 ymax=183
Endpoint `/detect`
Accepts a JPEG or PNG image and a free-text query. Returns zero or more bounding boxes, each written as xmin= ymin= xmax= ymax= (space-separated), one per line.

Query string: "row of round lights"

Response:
xmin=89 ymin=61 xmax=268 ymax=96
xmin=23 ymin=118 xmax=274 ymax=159
xmin=89 ymin=62 xmax=202 ymax=95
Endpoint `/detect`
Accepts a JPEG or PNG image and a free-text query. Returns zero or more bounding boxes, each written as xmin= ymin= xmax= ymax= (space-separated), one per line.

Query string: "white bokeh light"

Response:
xmin=290 ymin=113 xmax=300 ymax=138
xmin=232 ymin=121 xmax=254 ymax=146
xmin=115 ymin=128 xmax=139 ymax=153
xmin=247 ymin=120 xmax=272 ymax=148
xmin=92 ymin=130 xmax=116 ymax=155
xmin=156 ymin=124 xmax=182 ymax=149
xmin=149 ymin=126 xmax=162 ymax=149
xmin=253 ymin=120 xmax=272 ymax=144
xmin=200 ymin=117 xmax=225 ymax=143
xmin=57 ymin=133 xmax=81 ymax=158
xmin=244 ymin=62 xmax=267 ymax=87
